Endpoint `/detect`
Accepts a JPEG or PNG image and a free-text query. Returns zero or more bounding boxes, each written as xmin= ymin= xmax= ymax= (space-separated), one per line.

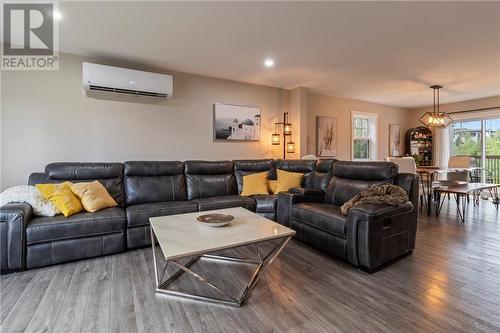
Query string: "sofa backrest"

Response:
xmin=310 ymin=159 xmax=337 ymax=191
xmin=28 ymin=162 xmax=124 ymax=205
xmin=275 ymin=159 xmax=316 ymax=187
xmin=185 ymin=161 xmax=237 ymax=199
xmin=124 ymin=161 xmax=186 ymax=206
xmin=233 ymin=159 xmax=276 ymax=194
xmin=325 ymin=161 xmax=397 ymax=206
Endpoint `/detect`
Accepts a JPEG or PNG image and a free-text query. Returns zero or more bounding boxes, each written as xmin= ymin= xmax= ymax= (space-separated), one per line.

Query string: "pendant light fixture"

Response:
xmin=419 ymin=85 xmax=453 ymax=128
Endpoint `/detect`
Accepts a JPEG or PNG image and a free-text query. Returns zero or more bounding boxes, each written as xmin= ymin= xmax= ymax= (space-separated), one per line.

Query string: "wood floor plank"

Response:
xmin=129 ymin=249 xmax=167 ymax=333
xmin=80 ymin=256 xmax=112 ymax=333
xmin=0 ymin=266 xmax=56 ymax=332
xmin=109 ymin=252 xmax=138 ymax=333
xmin=52 ymin=259 xmax=95 ymax=333
xmin=0 ymin=270 xmax=36 ymax=323
xmin=23 ymin=263 xmax=76 ymax=333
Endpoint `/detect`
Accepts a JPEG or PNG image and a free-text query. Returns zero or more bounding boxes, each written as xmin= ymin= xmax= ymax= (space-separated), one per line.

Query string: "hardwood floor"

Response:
xmin=1 ymin=200 xmax=499 ymax=333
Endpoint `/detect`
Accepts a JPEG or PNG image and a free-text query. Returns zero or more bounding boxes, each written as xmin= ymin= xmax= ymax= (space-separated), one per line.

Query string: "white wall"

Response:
xmin=1 ymin=53 xmax=290 ymax=189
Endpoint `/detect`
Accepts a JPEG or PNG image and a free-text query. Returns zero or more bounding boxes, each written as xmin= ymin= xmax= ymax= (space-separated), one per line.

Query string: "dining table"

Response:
xmin=416 ymin=166 xmax=491 ymax=216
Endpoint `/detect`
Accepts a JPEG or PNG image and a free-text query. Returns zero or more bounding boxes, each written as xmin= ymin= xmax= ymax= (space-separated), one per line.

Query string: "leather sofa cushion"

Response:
xmin=124 ymin=161 xmax=187 ymax=205
xmin=193 ymin=195 xmax=257 ymax=212
xmin=326 ymin=161 xmax=397 ymax=206
xmin=252 ymin=194 xmax=277 ymax=213
xmin=332 ymin=161 xmax=397 ymax=181
xmin=185 ymin=161 xmax=237 ymax=200
xmin=327 ymin=178 xmax=391 ymax=207
xmin=29 ymin=162 xmax=124 ymax=205
xmin=310 ymin=159 xmax=337 ymax=191
xmin=292 ymin=203 xmax=347 ymax=237
xmin=234 ymin=159 xmax=276 ymax=193
xmin=26 ymin=207 xmax=126 ymax=245
xmin=126 ymin=201 xmax=198 ymax=227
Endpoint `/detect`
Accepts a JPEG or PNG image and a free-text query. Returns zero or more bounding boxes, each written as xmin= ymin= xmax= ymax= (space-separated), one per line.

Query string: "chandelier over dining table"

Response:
xmin=419 ymin=85 xmax=453 ymax=128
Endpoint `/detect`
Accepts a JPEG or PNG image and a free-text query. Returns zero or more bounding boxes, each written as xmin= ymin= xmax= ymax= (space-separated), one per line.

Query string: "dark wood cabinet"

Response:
xmin=405 ymin=126 xmax=433 ymax=166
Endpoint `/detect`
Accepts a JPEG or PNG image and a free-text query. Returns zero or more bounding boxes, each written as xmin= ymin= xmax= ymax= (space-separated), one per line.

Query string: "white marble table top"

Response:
xmin=150 ymin=207 xmax=295 ymax=260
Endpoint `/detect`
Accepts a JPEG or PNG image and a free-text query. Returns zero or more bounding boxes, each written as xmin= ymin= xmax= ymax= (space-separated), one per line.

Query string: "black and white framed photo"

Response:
xmin=213 ymin=103 xmax=261 ymax=141
xmin=317 ymin=116 xmax=337 ymax=157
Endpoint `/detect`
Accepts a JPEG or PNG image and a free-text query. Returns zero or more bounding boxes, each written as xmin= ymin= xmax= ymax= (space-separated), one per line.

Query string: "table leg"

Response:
xmin=491 ymin=186 xmax=500 ymax=209
xmin=420 ymin=174 xmax=432 ymax=217
xmin=427 ymin=175 xmax=432 ymax=216
xmin=454 ymin=194 xmax=466 ymax=223
xmin=436 ymin=192 xmax=445 ymax=217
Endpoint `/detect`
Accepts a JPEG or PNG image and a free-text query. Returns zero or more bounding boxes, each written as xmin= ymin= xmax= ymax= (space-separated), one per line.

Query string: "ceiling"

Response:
xmin=54 ymin=2 xmax=500 ymax=108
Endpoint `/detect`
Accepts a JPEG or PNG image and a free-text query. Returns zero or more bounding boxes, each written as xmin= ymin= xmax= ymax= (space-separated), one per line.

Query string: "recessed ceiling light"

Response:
xmin=53 ymin=10 xmax=62 ymax=20
xmin=264 ymin=59 xmax=275 ymax=68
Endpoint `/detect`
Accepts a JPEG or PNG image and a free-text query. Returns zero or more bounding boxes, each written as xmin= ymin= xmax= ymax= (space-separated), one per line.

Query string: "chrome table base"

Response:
xmin=150 ymin=227 xmax=292 ymax=307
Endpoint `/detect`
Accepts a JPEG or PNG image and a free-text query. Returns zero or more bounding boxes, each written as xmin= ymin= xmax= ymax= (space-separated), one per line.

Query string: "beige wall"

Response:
xmin=410 ymin=95 xmax=500 ymax=127
xmin=1 ymin=53 xmax=291 ymax=189
xmin=306 ymin=92 xmax=411 ymax=160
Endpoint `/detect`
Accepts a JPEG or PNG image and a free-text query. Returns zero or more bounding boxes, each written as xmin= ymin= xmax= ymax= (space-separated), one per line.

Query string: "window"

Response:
xmin=353 ymin=118 xmax=370 ymax=159
xmin=352 ymin=111 xmax=378 ymax=160
xmin=450 ymin=116 xmax=500 ymax=183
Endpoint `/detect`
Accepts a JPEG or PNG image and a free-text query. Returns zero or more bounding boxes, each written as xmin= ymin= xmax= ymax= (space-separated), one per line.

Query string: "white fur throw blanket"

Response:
xmin=0 ymin=185 xmax=60 ymax=217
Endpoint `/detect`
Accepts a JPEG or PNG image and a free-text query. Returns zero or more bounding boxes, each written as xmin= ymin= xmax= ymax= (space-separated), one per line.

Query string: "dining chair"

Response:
xmin=386 ymin=157 xmax=425 ymax=209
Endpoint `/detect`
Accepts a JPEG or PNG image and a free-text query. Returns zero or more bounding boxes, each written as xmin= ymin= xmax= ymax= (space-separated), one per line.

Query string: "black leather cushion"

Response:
xmin=126 ymin=201 xmax=198 ymax=227
xmin=26 ymin=233 xmax=124 ymax=269
xmin=193 ymin=195 xmax=256 ymax=211
xmin=326 ymin=161 xmax=397 ymax=206
xmin=252 ymin=194 xmax=277 ymax=213
xmin=28 ymin=172 xmax=47 ymax=185
xmin=29 ymin=162 xmax=124 ymax=205
xmin=292 ymin=202 xmax=347 ymax=237
xmin=234 ymin=159 xmax=275 ymax=194
xmin=275 ymin=159 xmax=316 ymax=186
xmin=185 ymin=161 xmax=237 ymax=199
xmin=332 ymin=161 xmax=397 ymax=181
xmin=311 ymin=159 xmax=336 ymax=190
xmin=124 ymin=161 xmax=187 ymax=205
xmin=26 ymin=207 xmax=126 ymax=245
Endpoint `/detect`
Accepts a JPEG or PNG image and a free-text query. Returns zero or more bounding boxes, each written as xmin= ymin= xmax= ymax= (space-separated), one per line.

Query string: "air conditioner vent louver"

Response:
xmin=88 ymin=85 xmax=168 ymax=98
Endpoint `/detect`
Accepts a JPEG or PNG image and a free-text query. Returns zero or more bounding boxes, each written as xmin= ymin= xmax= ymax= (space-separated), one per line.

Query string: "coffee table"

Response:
xmin=434 ymin=183 xmax=500 ymax=222
xmin=149 ymin=207 xmax=295 ymax=306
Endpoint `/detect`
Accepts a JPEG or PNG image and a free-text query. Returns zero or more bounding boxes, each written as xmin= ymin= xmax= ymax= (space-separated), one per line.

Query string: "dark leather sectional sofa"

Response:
xmin=0 ymin=159 xmax=418 ymax=273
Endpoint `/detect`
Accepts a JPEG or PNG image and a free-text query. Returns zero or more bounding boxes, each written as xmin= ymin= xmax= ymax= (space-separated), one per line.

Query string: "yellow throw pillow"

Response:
xmin=240 ymin=172 xmax=269 ymax=196
xmin=275 ymin=169 xmax=304 ymax=193
xmin=268 ymin=180 xmax=278 ymax=194
xmin=36 ymin=182 xmax=83 ymax=217
xmin=70 ymin=181 xmax=118 ymax=213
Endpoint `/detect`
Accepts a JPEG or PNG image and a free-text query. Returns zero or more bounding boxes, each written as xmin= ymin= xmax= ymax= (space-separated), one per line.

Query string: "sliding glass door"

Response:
xmin=450 ymin=117 xmax=500 ymax=183
xmin=485 ymin=118 xmax=500 ymax=183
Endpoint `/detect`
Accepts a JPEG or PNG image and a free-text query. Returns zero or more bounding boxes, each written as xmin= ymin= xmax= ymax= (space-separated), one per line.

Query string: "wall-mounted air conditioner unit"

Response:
xmin=82 ymin=62 xmax=173 ymax=99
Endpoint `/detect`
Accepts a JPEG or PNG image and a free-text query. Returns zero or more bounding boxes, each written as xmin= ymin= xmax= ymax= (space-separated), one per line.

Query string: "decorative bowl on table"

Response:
xmin=196 ymin=213 xmax=234 ymax=227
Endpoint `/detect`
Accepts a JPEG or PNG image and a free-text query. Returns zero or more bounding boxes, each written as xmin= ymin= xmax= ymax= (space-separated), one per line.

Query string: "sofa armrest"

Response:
xmin=276 ymin=191 xmax=324 ymax=227
xmin=348 ymin=202 xmax=413 ymax=221
xmin=0 ymin=203 xmax=32 ymax=272
xmin=288 ymin=187 xmax=324 ymax=197
xmin=346 ymin=202 xmax=414 ymax=272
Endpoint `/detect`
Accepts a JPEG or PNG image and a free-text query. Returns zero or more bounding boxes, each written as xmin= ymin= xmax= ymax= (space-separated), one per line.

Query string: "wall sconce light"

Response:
xmin=286 ymin=141 xmax=295 ymax=154
xmin=271 ymin=133 xmax=280 ymax=145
